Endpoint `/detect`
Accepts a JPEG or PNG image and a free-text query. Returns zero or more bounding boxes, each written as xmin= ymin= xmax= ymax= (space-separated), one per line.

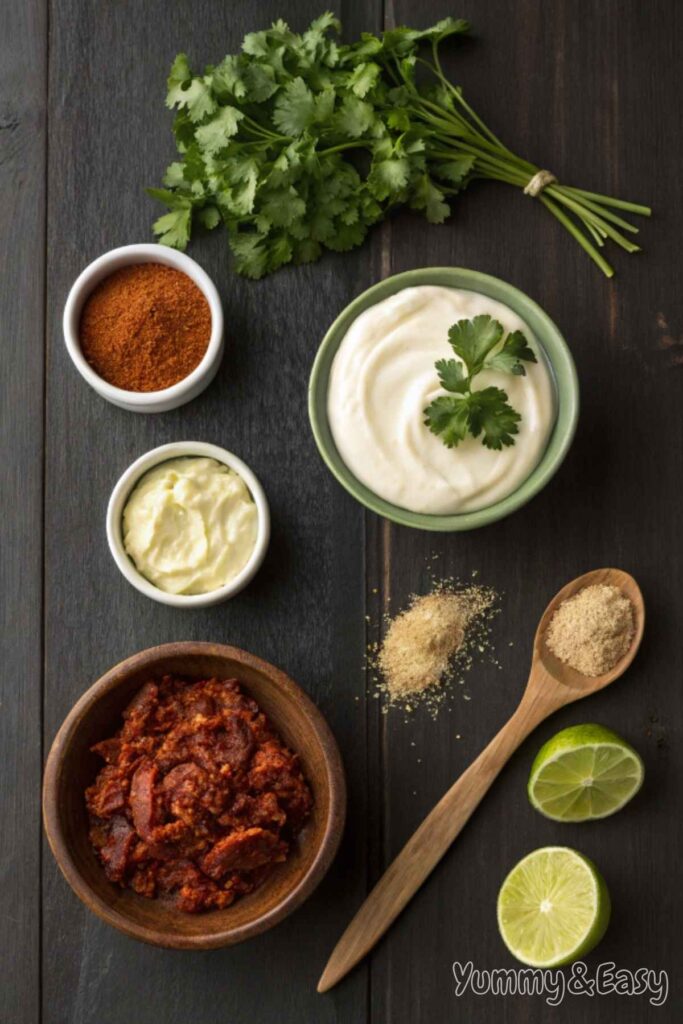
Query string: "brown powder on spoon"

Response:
xmin=545 ymin=583 xmax=635 ymax=676
xmin=378 ymin=586 xmax=496 ymax=702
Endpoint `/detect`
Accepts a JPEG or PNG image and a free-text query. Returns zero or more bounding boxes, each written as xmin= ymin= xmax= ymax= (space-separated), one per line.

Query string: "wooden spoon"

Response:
xmin=318 ymin=568 xmax=644 ymax=993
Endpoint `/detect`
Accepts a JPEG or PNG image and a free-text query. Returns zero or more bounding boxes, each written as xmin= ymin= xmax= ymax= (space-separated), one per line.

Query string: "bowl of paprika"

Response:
xmin=63 ymin=243 xmax=224 ymax=412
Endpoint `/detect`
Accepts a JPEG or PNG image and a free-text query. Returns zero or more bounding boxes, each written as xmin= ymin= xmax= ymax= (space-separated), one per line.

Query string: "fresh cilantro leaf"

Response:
xmin=416 ymin=18 xmax=469 ymax=43
xmin=293 ymin=238 xmax=322 ymax=263
xmin=146 ymin=187 xmax=190 ymax=209
xmin=348 ymin=62 xmax=381 ymax=97
xmin=410 ymin=174 xmax=450 ymax=224
xmin=268 ymin=232 xmax=294 ymax=272
xmin=220 ymin=174 xmax=258 ymax=217
xmin=195 ymin=106 xmax=244 ymax=154
xmin=484 ymin=329 xmax=538 ymax=375
xmin=302 ymin=12 xmax=341 ymax=61
xmin=326 ymin=219 xmax=368 ymax=252
xmin=347 ymin=33 xmax=383 ymax=62
xmin=333 ymin=95 xmax=376 ymax=138
xmin=242 ymin=19 xmax=294 ymax=58
xmin=424 ymin=317 xmax=534 ymax=451
xmin=448 ymin=315 xmax=504 ymax=375
xmin=308 ymin=208 xmax=336 ymax=242
xmin=313 ymin=85 xmax=336 ymax=123
xmin=259 ymin=186 xmax=306 ymax=227
xmin=166 ymin=54 xmax=192 ymax=108
xmin=387 ymin=108 xmax=412 ymax=132
xmin=241 ymin=63 xmax=278 ymax=102
xmin=153 ymin=206 xmax=192 ymax=249
xmin=435 ymin=358 xmax=468 ymax=393
xmin=171 ymin=111 xmax=196 ymax=151
xmin=229 ymin=232 xmax=270 ymax=278
xmin=197 ymin=205 xmax=221 ymax=230
xmin=241 ymin=31 xmax=271 ymax=58
xmin=211 ymin=55 xmax=247 ymax=100
xmin=273 ymin=77 xmax=316 ymax=135
xmin=467 ymin=387 xmax=521 ymax=449
xmin=433 ymin=155 xmax=474 ymax=187
xmin=308 ymin=11 xmax=341 ymax=34
xmin=174 ymin=77 xmax=217 ymax=123
xmin=368 ymin=156 xmax=410 ymax=199
xmin=424 ymin=395 xmax=470 ymax=448
xmin=162 ymin=162 xmax=186 ymax=187
xmin=399 ymin=55 xmax=417 ymax=84
xmin=176 ymin=143 xmax=206 ymax=186
xmin=382 ymin=27 xmax=422 ymax=58
xmin=225 ymin=154 xmax=261 ymax=185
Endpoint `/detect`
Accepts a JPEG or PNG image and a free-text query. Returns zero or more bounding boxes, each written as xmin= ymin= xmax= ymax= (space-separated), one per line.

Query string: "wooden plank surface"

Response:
xmin=0 ymin=2 xmax=46 ymax=1023
xmin=0 ymin=0 xmax=679 ymax=1021
xmin=41 ymin=3 xmax=378 ymax=1023
xmin=370 ymin=2 xmax=683 ymax=1022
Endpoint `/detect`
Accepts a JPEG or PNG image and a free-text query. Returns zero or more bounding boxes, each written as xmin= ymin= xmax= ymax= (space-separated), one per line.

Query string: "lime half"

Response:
xmin=497 ymin=846 xmax=610 ymax=967
xmin=528 ymin=723 xmax=644 ymax=822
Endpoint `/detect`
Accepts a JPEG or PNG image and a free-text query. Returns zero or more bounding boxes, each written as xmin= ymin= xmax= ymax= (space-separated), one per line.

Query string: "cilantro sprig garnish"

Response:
xmin=423 ymin=315 xmax=537 ymax=450
xmin=149 ymin=13 xmax=650 ymax=279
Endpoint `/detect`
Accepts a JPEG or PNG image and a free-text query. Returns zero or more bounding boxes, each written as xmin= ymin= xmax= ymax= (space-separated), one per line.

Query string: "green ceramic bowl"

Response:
xmin=308 ymin=268 xmax=579 ymax=531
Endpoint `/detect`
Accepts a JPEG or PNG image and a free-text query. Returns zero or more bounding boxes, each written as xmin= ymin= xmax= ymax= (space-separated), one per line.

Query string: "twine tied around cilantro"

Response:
xmin=524 ymin=170 xmax=558 ymax=198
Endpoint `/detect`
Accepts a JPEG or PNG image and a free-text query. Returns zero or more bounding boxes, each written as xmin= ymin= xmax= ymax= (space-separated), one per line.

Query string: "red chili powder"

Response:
xmin=79 ymin=263 xmax=212 ymax=392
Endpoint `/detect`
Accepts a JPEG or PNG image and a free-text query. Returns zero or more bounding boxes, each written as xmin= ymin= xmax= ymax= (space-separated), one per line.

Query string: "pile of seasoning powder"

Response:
xmin=375 ymin=580 xmax=499 ymax=713
xmin=79 ymin=263 xmax=211 ymax=391
xmin=546 ymin=583 xmax=635 ymax=676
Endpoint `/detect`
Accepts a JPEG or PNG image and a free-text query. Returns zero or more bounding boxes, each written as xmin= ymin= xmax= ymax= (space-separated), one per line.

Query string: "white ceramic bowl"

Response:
xmin=63 ymin=244 xmax=224 ymax=413
xmin=106 ymin=442 xmax=270 ymax=607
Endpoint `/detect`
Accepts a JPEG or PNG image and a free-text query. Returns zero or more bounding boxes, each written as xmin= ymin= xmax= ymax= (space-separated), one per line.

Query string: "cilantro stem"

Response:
xmin=560 ymin=187 xmax=651 ymax=216
xmin=428 ymin=44 xmax=511 ymax=154
xmin=585 ymin=221 xmax=606 ymax=247
xmin=319 ymin=141 xmax=371 ymax=156
xmin=540 ymin=194 xmax=615 ymax=277
xmin=543 ymin=188 xmax=640 ymax=252
xmin=241 ymin=113 xmax=290 ymax=142
xmin=553 ymin=187 xmax=640 ymax=233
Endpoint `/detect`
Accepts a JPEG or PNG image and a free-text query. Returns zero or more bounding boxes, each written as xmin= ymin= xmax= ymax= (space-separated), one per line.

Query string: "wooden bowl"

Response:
xmin=43 ymin=642 xmax=346 ymax=949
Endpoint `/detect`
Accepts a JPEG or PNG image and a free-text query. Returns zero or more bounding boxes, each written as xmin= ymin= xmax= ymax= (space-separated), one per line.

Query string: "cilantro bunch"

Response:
xmin=150 ymin=13 xmax=650 ymax=279
xmin=424 ymin=315 xmax=537 ymax=450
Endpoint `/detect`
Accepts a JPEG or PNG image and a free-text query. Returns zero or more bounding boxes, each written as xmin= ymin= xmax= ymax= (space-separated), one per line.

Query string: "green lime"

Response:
xmin=528 ymin=723 xmax=644 ymax=822
xmin=497 ymin=846 xmax=611 ymax=967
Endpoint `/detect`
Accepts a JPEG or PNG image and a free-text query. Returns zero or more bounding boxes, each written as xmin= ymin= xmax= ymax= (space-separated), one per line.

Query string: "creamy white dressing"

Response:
xmin=123 ymin=457 xmax=258 ymax=594
xmin=327 ymin=286 xmax=555 ymax=514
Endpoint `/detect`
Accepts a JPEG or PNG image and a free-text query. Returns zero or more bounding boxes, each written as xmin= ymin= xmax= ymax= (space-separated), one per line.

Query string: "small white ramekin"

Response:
xmin=106 ymin=442 xmax=270 ymax=607
xmin=63 ymin=244 xmax=224 ymax=413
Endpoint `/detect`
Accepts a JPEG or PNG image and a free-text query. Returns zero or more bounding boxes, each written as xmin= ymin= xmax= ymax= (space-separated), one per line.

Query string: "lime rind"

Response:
xmin=528 ymin=725 xmax=644 ymax=822
xmin=497 ymin=846 xmax=611 ymax=968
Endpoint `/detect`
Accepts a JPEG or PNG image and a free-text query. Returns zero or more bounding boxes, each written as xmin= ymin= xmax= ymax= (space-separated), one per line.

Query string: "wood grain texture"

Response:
xmin=41 ymin=3 xmax=378 ymax=1023
xmin=0 ymin=2 xmax=46 ymax=1023
xmin=0 ymin=0 xmax=680 ymax=1021
xmin=320 ymin=570 xmax=645 ymax=990
xmin=369 ymin=2 xmax=683 ymax=1022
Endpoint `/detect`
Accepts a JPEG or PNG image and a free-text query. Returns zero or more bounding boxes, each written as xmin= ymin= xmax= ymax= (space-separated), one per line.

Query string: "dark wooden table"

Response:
xmin=2 ymin=1 xmax=681 ymax=1021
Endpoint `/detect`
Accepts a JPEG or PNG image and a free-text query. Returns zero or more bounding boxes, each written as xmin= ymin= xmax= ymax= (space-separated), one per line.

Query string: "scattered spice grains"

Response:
xmin=79 ymin=263 xmax=211 ymax=391
xmin=372 ymin=579 xmax=499 ymax=716
xmin=546 ymin=583 xmax=635 ymax=676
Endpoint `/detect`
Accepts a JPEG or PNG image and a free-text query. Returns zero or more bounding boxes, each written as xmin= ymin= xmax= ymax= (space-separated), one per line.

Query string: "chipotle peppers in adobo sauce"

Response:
xmin=86 ymin=676 xmax=313 ymax=913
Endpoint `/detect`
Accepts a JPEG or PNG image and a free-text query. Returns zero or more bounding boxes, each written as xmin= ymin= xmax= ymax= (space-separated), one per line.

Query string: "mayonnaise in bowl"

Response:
xmin=326 ymin=285 xmax=556 ymax=515
xmin=122 ymin=456 xmax=258 ymax=595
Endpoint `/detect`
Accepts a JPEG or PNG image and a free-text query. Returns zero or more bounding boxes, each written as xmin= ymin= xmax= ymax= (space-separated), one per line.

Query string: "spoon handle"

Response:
xmin=317 ymin=698 xmax=547 ymax=993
